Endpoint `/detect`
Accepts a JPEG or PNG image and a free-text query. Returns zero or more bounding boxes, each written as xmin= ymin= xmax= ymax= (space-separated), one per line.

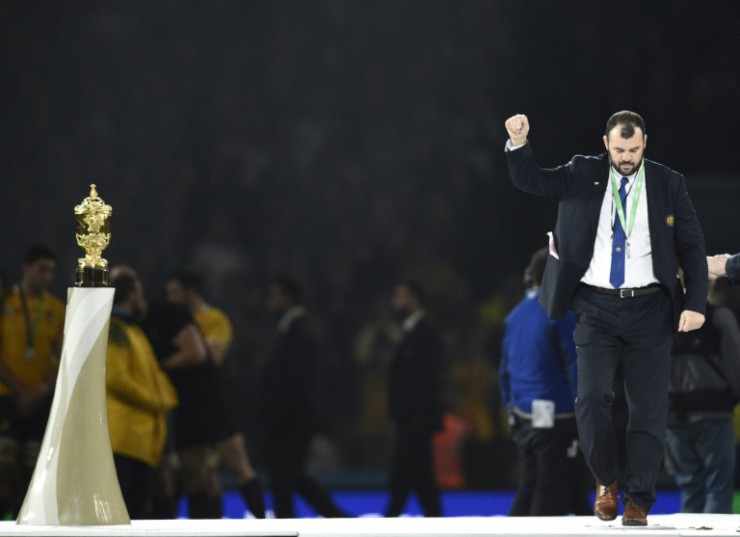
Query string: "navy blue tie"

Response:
xmin=609 ymin=177 xmax=629 ymax=288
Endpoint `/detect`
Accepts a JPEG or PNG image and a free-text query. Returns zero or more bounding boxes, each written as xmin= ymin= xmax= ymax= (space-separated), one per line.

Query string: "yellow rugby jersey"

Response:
xmin=193 ymin=305 xmax=233 ymax=349
xmin=0 ymin=288 xmax=65 ymax=396
xmin=106 ymin=316 xmax=178 ymax=466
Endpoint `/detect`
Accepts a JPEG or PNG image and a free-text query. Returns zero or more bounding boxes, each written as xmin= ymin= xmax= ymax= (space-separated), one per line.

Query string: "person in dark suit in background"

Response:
xmin=384 ymin=281 xmax=445 ymax=517
xmin=504 ymin=111 xmax=707 ymax=526
xmin=260 ymin=277 xmax=347 ymax=519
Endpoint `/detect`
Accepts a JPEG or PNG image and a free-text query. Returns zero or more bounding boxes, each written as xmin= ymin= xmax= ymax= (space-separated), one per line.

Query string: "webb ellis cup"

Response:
xmin=17 ymin=185 xmax=130 ymax=525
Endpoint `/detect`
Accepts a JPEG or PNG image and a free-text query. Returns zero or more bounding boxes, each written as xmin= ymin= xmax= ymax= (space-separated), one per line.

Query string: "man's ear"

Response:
xmin=602 ymin=134 xmax=609 ymax=151
xmin=643 ymin=134 xmax=647 ymax=149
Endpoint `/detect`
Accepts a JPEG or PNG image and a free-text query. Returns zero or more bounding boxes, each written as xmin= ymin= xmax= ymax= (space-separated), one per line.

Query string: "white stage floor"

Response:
xmin=1 ymin=515 xmax=740 ymax=537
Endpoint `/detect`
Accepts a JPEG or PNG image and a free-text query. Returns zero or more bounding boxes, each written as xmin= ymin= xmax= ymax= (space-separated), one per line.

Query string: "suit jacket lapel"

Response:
xmin=644 ymin=160 xmax=667 ymax=260
xmin=584 ymin=156 xmax=610 ymax=240
xmin=644 ymin=160 xmax=660 ymax=238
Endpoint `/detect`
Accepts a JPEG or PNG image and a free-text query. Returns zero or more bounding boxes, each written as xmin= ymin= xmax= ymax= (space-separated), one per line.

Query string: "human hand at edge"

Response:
xmin=707 ymin=254 xmax=731 ymax=280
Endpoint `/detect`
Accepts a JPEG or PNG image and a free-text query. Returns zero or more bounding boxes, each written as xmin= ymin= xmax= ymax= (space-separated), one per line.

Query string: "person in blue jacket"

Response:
xmin=500 ymin=247 xmax=590 ymax=516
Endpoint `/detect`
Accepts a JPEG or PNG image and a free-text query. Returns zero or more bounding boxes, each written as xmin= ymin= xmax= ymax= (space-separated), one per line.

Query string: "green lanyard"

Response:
xmin=609 ymin=163 xmax=645 ymax=240
xmin=19 ymin=289 xmax=46 ymax=356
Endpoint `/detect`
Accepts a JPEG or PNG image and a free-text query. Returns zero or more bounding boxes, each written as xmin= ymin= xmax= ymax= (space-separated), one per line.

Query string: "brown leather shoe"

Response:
xmin=593 ymin=481 xmax=618 ymax=521
xmin=622 ymin=500 xmax=647 ymax=526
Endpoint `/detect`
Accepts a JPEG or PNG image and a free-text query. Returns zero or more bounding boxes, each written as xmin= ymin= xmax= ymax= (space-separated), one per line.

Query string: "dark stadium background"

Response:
xmin=2 ymin=0 xmax=740 ymax=516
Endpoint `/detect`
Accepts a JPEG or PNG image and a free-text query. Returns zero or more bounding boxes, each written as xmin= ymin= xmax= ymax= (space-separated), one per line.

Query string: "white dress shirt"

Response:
xmin=402 ymin=310 xmax=426 ymax=332
xmin=278 ymin=305 xmax=306 ymax=333
xmin=580 ymin=167 xmax=658 ymax=289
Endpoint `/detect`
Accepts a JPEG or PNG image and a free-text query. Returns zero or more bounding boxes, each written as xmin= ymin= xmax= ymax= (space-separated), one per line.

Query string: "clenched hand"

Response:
xmin=678 ymin=310 xmax=705 ymax=332
xmin=505 ymin=114 xmax=530 ymax=146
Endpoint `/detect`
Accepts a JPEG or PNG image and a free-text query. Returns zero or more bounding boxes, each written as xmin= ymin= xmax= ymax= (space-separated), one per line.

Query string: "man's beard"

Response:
xmin=615 ymin=157 xmax=643 ymax=176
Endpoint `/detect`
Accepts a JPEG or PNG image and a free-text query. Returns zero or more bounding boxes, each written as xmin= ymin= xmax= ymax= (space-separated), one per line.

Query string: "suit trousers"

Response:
xmin=385 ymin=425 xmax=441 ymax=517
xmin=572 ymin=285 xmax=673 ymax=512
xmin=263 ymin=428 xmax=346 ymax=518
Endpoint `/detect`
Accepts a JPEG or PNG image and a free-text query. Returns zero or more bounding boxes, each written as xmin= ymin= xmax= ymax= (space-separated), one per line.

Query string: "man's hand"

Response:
xmin=707 ymin=254 xmax=730 ymax=280
xmin=505 ymin=114 xmax=530 ymax=146
xmin=678 ymin=310 xmax=705 ymax=332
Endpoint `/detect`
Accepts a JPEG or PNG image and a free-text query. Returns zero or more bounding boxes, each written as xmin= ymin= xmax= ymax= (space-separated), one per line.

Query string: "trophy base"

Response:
xmin=75 ymin=267 xmax=110 ymax=288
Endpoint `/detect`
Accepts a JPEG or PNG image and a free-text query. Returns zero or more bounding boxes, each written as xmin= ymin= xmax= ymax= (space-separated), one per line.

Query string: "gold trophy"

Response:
xmin=74 ymin=184 xmax=112 ymax=287
xmin=18 ymin=185 xmax=129 ymax=525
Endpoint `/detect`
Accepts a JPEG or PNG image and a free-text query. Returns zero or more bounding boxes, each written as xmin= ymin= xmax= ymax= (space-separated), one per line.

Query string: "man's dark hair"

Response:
xmin=605 ymin=110 xmax=646 ymax=139
xmin=400 ymin=280 xmax=427 ymax=307
xmin=23 ymin=245 xmax=57 ymax=265
xmin=273 ymin=276 xmax=303 ymax=305
xmin=168 ymin=268 xmax=203 ymax=294
xmin=523 ymin=247 xmax=548 ymax=288
xmin=112 ymin=275 xmax=138 ymax=305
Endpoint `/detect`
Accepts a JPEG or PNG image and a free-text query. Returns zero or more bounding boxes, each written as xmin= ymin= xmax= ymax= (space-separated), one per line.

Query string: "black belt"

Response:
xmin=583 ymin=284 xmax=662 ymax=298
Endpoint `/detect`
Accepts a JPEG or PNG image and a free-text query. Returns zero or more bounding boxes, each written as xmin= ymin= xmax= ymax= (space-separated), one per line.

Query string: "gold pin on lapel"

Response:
xmin=666 ymin=215 xmax=675 ymax=227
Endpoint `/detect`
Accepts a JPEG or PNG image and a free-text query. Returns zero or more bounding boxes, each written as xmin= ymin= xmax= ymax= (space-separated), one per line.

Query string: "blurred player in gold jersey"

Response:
xmin=0 ymin=246 xmax=64 ymax=518
xmin=166 ymin=268 xmax=265 ymax=518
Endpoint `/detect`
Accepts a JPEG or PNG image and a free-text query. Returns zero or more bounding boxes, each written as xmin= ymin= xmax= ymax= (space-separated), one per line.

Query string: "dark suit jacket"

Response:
xmin=389 ymin=317 xmax=445 ymax=433
xmin=507 ymin=143 xmax=708 ymax=322
xmin=260 ymin=313 xmax=321 ymax=435
xmin=727 ymin=253 xmax=740 ymax=285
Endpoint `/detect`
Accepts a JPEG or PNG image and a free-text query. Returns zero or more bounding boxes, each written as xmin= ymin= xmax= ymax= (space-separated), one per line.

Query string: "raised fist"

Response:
xmin=505 ymin=114 xmax=530 ymax=146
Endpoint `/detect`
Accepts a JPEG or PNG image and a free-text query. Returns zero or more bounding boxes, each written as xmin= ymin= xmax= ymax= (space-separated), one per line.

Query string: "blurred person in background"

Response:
xmin=106 ymin=273 xmax=178 ymax=519
xmin=165 ymin=268 xmax=265 ymax=519
xmin=666 ymin=278 xmax=740 ymax=513
xmin=0 ymin=246 xmax=64 ymax=519
xmin=260 ymin=277 xmax=348 ymax=518
xmin=384 ymin=281 xmax=445 ymax=517
xmin=500 ymin=247 xmax=590 ymax=516
xmin=109 ymin=264 xmax=207 ymax=519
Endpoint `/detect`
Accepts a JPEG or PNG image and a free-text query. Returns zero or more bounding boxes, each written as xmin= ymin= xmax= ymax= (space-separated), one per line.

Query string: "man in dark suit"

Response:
xmin=385 ymin=281 xmax=444 ymax=517
xmin=260 ymin=277 xmax=347 ymax=518
xmin=504 ymin=111 xmax=707 ymax=526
